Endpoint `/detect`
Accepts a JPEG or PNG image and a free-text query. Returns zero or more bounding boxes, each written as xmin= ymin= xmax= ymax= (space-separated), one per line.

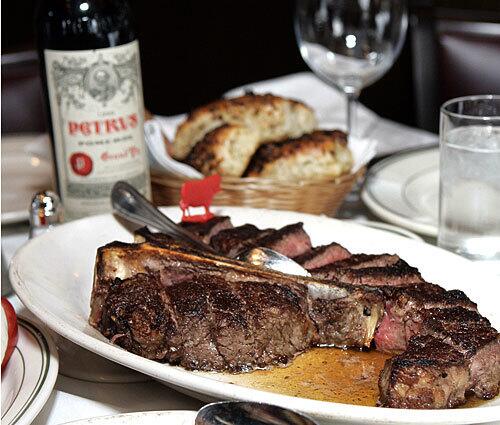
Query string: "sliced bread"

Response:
xmin=185 ymin=124 xmax=260 ymax=177
xmin=173 ymin=93 xmax=317 ymax=160
xmin=243 ymin=130 xmax=353 ymax=182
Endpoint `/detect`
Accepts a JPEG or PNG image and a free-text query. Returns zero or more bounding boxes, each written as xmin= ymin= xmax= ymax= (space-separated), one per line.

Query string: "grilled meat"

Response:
xmin=100 ymin=272 xmax=316 ymax=371
xmin=91 ymin=240 xmax=384 ymax=371
xmin=310 ymin=256 xmax=424 ymax=287
xmin=420 ymin=307 xmax=500 ymax=399
xmin=378 ymin=307 xmax=500 ymax=408
xmin=210 ymin=224 xmax=275 ymax=257
xmin=180 ymin=216 xmax=233 ymax=244
xmin=134 ymin=216 xmax=233 ymax=247
xmin=254 ymin=223 xmax=312 ymax=258
xmin=378 ymin=335 xmax=470 ymax=409
xmin=374 ymin=285 xmax=477 ymax=353
xmin=90 ymin=220 xmax=500 ymax=409
xmin=293 ymin=242 xmax=351 ymax=270
xmin=210 ymin=222 xmax=311 ymax=258
xmin=326 ymin=253 xmax=400 ymax=269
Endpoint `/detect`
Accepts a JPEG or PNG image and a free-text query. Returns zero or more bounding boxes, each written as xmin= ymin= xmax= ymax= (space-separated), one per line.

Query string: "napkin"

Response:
xmin=225 ymin=72 xmax=379 ymax=136
xmin=145 ymin=72 xmax=437 ymax=178
xmin=144 ymin=118 xmax=202 ymax=178
xmin=145 ymin=73 xmax=390 ymax=179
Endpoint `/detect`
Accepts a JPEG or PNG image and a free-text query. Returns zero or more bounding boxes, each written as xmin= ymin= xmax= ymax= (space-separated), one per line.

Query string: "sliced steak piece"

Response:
xmin=210 ymin=222 xmax=311 ymax=258
xmin=179 ymin=216 xmax=233 ymax=244
xmin=255 ymin=222 xmax=312 ymax=258
xmin=133 ymin=216 xmax=232 ymax=248
xmin=310 ymin=258 xmax=424 ymax=287
xmin=100 ymin=272 xmax=316 ymax=371
xmin=210 ymin=224 xmax=275 ymax=257
xmin=378 ymin=335 xmax=470 ymax=409
xmin=99 ymin=273 xmax=179 ymax=362
xmin=134 ymin=227 xmax=177 ymax=246
xmin=421 ymin=307 xmax=500 ymax=399
xmin=328 ymin=253 xmax=400 ymax=269
xmin=308 ymin=286 xmax=383 ymax=348
xmin=294 ymin=242 xmax=351 ymax=270
xmin=91 ymin=240 xmax=384 ymax=354
xmin=374 ymin=285 xmax=477 ymax=353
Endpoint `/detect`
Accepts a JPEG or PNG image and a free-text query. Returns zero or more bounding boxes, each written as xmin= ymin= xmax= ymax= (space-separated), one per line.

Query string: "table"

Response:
xmin=3 ymin=225 xmax=205 ymax=425
xmin=1 ymin=77 xmax=439 ymax=421
xmin=2 ymin=193 xmax=404 ymax=425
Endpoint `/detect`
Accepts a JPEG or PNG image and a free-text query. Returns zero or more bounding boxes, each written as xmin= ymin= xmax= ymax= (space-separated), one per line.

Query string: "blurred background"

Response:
xmin=2 ymin=0 xmax=500 ymax=136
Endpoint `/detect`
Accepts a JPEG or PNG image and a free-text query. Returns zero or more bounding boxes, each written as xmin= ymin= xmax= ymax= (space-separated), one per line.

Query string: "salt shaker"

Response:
xmin=29 ymin=191 xmax=64 ymax=239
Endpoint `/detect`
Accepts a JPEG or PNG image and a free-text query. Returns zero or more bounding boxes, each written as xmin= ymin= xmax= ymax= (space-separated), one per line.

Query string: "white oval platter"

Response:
xmin=60 ymin=410 xmax=197 ymax=425
xmin=9 ymin=206 xmax=500 ymax=425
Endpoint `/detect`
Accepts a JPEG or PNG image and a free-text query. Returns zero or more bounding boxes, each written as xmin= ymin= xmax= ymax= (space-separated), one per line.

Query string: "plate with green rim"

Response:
xmin=1 ymin=317 xmax=59 ymax=425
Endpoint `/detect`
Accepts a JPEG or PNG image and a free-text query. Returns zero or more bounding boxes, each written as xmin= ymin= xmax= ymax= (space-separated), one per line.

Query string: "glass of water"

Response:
xmin=295 ymin=0 xmax=407 ymax=136
xmin=438 ymin=95 xmax=500 ymax=270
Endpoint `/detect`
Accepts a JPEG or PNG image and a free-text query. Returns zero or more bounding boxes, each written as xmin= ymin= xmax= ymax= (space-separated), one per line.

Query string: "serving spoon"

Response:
xmin=195 ymin=401 xmax=318 ymax=425
xmin=111 ymin=181 xmax=310 ymax=276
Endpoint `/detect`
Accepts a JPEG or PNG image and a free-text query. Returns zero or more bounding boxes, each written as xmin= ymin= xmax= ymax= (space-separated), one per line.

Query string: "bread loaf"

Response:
xmin=173 ymin=94 xmax=317 ymax=160
xmin=185 ymin=124 xmax=261 ymax=177
xmin=244 ymin=130 xmax=353 ymax=182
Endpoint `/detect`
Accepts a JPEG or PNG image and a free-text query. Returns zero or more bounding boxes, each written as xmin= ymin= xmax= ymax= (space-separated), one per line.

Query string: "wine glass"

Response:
xmin=295 ymin=0 xmax=408 ymax=137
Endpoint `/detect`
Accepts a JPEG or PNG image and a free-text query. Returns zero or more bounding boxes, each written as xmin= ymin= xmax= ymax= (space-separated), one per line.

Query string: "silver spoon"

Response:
xmin=195 ymin=401 xmax=318 ymax=425
xmin=236 ymin=247 xmax=311 ymax=277
xmin=111 ymin=181 xmax=310 ymax=276
xmin=111 ymin=181 xmax=218 ymax=254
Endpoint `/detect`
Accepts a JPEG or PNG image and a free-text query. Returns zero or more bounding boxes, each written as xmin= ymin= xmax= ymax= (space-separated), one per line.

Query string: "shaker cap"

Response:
xmin=29 ymin=190 xmax=64 ymax=230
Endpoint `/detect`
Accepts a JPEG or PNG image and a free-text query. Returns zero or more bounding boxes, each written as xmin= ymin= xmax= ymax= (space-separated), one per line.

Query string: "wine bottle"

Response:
xmin=36 ymin=0 xmax=151 ymax=220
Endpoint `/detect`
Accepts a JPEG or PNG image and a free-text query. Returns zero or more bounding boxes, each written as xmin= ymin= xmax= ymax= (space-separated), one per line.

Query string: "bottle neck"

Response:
xmin=36 ymin=0 xmax=135 ymax=51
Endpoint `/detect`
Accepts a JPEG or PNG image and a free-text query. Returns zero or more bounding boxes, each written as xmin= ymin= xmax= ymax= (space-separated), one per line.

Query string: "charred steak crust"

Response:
xmin=310 ymin=257 xmax=424 ymax=287
xmin=91 ymin=240 xmax=384 ymax=371
xmin=374 ymin=284 xmax=477 ymax=353
xmin=210 ymin=224 xmax=275 ymax=257
xmin=293 ymin=242 xmax=351 ymax=270
xmin=134 ymin=216 xmax=233 ymax=247
xmin=102 ymin=272 xmax=316 ymax=371
xmin=378 ymin=308 xmax=500 ymax=410
xmin=179 ymin=216 xmax=233 ymax=244
xmin=324 ymin=253 xmax=400 ymax=270
xmin=378 ymin=335 xmax=470 ymax=409
xmin=421 ymin=307 xmax=500 ymax=399
xmin=91 ymin=225 xmax=500 ymax=409
xmin=255 ymin=222 xmax=312 ymax=258
xmin=377 ymin=291 xmax=499 ymax=408
xmin=210 ymin=222 xmax=311 ymax=258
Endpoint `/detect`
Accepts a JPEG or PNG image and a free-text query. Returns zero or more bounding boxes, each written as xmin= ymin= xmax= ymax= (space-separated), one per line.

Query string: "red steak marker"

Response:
xmin=180 ymin=174 xmax=221 ymax=223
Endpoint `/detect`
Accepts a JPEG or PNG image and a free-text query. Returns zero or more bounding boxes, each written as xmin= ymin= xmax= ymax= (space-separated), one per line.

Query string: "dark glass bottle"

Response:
xmin=36 ymin=0 xmax=151 ymax=220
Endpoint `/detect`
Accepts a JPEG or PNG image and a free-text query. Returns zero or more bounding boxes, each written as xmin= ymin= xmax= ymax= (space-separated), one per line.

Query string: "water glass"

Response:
xmin=438 ymin=95 xmax=500 ymax=270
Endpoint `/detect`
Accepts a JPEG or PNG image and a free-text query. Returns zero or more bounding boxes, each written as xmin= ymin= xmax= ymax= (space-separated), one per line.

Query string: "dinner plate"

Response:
xmin=347 ymin=220 xmax=423 ymax=242
xmin=1 ymin=134 xmax=54 ymax=225
xmin=60 ymin=410 xmax=197 ymax=425
xmin=1 ymin=318 xmax=59 ymax=425
xmin=9 ymin=207 xmax=500 ymax=425
xmin=361 ymin=147 xmax=439 ymax=237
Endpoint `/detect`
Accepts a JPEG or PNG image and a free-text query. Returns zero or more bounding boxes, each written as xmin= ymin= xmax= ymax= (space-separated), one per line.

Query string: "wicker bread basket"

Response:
xmin=151 ymin=167 xmax=365 ymax=216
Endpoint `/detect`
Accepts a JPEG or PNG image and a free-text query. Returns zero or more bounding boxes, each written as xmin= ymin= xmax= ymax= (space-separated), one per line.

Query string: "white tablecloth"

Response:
xmin=1 ymin=72 xmax=440 ymax=425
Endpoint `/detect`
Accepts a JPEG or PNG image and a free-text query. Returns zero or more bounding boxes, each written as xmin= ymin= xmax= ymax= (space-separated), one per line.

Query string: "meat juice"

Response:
xmin=207 ymin=347 xmax=389 ymax=406
xmin=205 ymin=347 xmax=492 ymax=408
